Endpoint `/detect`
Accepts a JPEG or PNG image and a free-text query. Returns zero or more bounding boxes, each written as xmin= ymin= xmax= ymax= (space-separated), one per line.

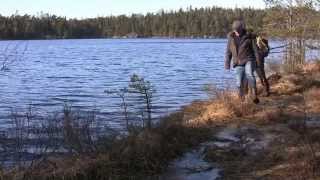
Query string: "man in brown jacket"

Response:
xmin=225 ymin=20 xmax=260 ymax=104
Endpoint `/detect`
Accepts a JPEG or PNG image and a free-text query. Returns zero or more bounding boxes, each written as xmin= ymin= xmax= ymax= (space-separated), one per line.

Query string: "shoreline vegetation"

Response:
xmin=0 ymin=1 xmax=320 ymax=179
xmin=0 ymin=61 xmax=319 ymax=179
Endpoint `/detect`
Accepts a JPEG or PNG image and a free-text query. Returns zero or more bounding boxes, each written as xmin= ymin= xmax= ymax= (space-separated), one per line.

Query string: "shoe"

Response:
xmin=253 ymin=98 xmax=260 ymax=104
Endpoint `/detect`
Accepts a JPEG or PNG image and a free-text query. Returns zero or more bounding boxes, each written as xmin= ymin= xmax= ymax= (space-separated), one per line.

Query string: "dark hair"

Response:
xmin=232 ymin=20 xmax=246 ymax=32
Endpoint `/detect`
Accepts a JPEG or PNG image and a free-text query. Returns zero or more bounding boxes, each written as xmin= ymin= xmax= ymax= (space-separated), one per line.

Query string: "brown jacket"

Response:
xmin=225 ymin=31 xmax=260 ymax=69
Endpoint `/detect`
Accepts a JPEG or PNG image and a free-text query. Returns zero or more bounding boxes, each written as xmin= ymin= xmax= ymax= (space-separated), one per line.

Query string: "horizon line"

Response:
xmin=0 ymin=5 xmax=265 ymax=20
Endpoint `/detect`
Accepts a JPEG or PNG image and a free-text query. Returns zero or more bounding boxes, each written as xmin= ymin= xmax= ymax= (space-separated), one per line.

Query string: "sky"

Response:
xmin=0 ymin=0 xmax=266 ymax=19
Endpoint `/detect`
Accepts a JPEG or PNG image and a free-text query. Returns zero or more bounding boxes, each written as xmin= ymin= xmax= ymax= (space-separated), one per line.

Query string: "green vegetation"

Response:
xmin=129 ymin=74 xmax=155 ymax=129
xmin=105 ymin=74 xmax=155 ymax=131
xmin=0 ymin=7 xmax=265 ymax=39
xmin=0 ymin=1 xmax=320 ymax=179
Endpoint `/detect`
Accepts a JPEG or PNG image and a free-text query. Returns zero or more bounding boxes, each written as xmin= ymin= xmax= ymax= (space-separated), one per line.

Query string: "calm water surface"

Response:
xmin=0 ymin=39 xmax=283 ymax=129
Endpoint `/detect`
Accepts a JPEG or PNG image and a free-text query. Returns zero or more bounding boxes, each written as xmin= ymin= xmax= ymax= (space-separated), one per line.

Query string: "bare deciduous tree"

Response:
xmin=105 ymin=88 xmax=130 ymax=131
xmin=263 ymin=0 xmax=320 ymax=72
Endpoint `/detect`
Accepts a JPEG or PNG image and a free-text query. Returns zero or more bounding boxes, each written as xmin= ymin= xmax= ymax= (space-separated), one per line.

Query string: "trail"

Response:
xmin=161 ymin=70 xmax=320 ymax=179
xmin=161 ymin=123 xmax=284 ymax=180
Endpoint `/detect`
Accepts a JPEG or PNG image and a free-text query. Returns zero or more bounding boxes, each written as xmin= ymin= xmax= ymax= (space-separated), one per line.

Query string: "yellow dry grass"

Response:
xmin=301 ymin=62 xmax=320 ymax=74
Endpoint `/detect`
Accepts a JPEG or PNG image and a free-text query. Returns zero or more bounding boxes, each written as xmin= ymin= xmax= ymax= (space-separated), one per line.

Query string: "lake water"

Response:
xmin=0 ymin=39 xmax=283 ymax=129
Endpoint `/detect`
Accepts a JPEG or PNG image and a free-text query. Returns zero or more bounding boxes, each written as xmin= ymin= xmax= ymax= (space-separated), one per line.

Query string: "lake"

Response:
xmin=0 ymin=38 xmax=282 ymax=129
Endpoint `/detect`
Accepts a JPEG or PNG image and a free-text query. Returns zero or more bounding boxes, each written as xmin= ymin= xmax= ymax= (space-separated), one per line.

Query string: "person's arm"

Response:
xmin=225 ymin=36 xmax=232 ymax=70
xmin=252 ymin=38 xmax=261 ymax=67
xmin=266 ymin=39 xmax=270 ymax=55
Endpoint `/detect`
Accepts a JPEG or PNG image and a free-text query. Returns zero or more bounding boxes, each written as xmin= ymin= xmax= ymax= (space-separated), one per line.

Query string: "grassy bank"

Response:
xmin=1 ymin=62 xmax=320 ymax=180
xmin=1 ymin=107 xmax=214 ymax=180
xmin=200 ymin=62 xmax=320 ymax=179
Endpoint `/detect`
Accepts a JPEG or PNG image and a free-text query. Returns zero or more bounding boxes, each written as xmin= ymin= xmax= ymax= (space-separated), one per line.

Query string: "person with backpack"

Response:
xmin=225 ymin=20 xmax=260 ymax=104
xmin=255 ymin=36 xmax=270 ymax=96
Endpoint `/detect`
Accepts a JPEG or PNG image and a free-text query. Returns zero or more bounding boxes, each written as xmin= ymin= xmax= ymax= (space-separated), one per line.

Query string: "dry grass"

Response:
xmin=202 ymin=63 xmax=320 ymax=180
xmin=3 ymin=62 xmax=320 ymax=180
xmin=2 ymin=110 xmax=212 ymax=180
xmin=304 ymin=87 xmax=320 ymax=115
xmin=186 ymin=85 xmax=260 ymax=126
xmin=271 ymin=69 xmax=320 ymax=96
xmin=254 ymin=107 xmax=284 ymax=123
xmin=272 ymin=74 xmax=304 ymax=94
xmin=190 ymin=63 xmax=320 ymax=179
xmin=265 ymin=128 xmax=320 ymax=180
xmin=301 ymin=62 xmax=320 ymax=74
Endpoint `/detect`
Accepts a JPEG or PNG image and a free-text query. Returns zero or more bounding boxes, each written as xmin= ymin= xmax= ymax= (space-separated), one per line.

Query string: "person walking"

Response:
xmin=256 ymin=36 xmax=271 ymax=96
xmin=225 ymin=20 xmax=260 ymax=104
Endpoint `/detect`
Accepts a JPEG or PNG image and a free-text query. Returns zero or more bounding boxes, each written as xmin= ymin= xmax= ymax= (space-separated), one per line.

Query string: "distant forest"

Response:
xmin=0 ymin=7 xmax=265 ymax=40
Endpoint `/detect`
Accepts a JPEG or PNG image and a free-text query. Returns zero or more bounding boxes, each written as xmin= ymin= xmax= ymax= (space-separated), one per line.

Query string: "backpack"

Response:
xmin=256 ymin=36 xmax=270 ymax=58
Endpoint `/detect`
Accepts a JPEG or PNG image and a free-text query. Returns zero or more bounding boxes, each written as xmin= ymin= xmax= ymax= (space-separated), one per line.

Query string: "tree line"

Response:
xmin=263 ymin=0 xmax=320 ymax=72
xmin=0 ymin=7 xmax=266 ymax=40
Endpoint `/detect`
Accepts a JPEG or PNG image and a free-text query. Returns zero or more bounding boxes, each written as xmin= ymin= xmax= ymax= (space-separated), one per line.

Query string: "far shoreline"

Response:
xmin=0 ymin=36 xmax=288 ymax=42
xmin=0 ymin=36 xmax=227 ymax=41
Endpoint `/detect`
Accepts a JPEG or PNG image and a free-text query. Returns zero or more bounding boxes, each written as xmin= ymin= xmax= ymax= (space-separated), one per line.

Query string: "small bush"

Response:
xmin=204 ymin=84 xmax=258 ymax=118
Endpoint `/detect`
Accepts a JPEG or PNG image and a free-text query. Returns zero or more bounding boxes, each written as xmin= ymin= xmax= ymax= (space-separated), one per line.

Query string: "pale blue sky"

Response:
xmin=0 ymin=0 xmax=265 ymax=18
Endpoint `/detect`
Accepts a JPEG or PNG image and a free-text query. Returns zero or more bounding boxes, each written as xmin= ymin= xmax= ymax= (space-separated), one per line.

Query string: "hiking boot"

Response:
xmin=264 ymin=82 xmax=270 ymax=97
xmin=250 ymin=87 xmax=260 ymax=104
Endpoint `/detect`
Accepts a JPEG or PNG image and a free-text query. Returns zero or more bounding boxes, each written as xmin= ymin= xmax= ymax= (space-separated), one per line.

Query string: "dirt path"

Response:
xmin=161 ymin=70 xmax=320 ymax=180
xmin=161 ymin=122 xmax=293 ymax=180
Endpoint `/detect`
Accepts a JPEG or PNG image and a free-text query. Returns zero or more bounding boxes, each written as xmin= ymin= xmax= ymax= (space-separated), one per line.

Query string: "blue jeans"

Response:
xmin=235 ymin=61 xmax=257 ymax=97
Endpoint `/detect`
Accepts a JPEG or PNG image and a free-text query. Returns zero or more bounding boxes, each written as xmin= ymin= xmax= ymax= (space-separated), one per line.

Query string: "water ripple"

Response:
xmin=0 ymin=39 xmax=238 ymax=129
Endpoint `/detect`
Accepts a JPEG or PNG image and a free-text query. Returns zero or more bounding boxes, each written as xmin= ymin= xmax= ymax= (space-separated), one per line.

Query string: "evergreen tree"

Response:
xmin=0 ymin=6 xmax=266 ymax=40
